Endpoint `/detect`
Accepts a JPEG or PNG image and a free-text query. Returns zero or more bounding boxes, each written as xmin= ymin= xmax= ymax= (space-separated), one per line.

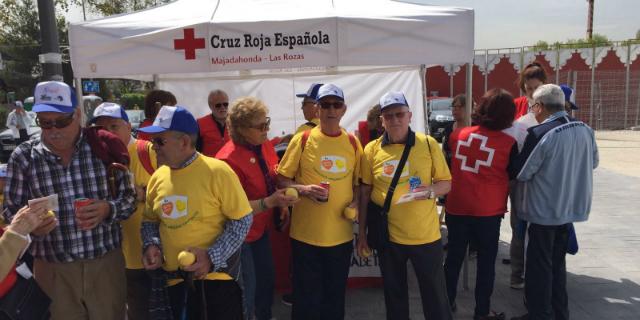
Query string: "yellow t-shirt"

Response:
xmin=295 ymin=118 xmax=320 ymax=134
xmin=121 ymin=139 xmax=157 ymax=269
xmin=143 ymin=154 xmax=252 ymax=280
xmin=361 ymin=132 xmax=451 ymax=245
xmin=278 ymin=127 xmax=362 ymax=247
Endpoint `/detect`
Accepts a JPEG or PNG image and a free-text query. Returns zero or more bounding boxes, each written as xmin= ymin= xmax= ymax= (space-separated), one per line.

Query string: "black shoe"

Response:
xmin=281 ymin=293 xmax=293 ymax=306
xmin=450 ymin=301 xmax=457 ymax=313
xmin=510 ymin=314 xmax=529 ymax=320
xmin=474 ymin=311 xmax=505 ymax=320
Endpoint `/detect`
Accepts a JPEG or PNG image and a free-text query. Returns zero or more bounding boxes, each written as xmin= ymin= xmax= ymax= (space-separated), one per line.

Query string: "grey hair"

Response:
xmin=208 ymin=89 xmax=228 ymax=99
xmin=532 ymin=84 xmax=565 ymax=112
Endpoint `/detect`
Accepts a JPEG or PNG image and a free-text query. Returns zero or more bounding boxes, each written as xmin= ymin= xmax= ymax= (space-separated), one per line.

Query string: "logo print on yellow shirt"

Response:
xmin=381 ymin=160 xmax=410 ymax=178
xmin=319 ymin=155 xmax=347 ymax=173
xmin=160 ymin=196 xmax=188 ymax=220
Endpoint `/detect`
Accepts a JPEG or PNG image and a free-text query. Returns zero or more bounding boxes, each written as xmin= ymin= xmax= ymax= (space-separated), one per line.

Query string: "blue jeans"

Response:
xmin=241 ymin=232 xmax=275 ymax=320
xmin=291 ymin=239 xmax=352 ymax=320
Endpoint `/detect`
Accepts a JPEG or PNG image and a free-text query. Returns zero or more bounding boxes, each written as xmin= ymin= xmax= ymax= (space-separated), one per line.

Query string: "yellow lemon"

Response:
xmin=343 ymin=207 xmax=357 ymax=220
xmin=361 ymin=247 xmax=372 ymax=258
xmin=285 ymin=187 xmax=299 ymax=200
xmin=46 ymin=210 xmax=55 ymax=218
xmin=176 ymin=200 xmax=186 ymax=212
xmin=177 ymin=251 xmax=196 ymax=267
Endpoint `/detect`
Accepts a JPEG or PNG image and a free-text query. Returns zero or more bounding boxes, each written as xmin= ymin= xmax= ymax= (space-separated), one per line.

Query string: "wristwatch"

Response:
xmin=427 ymin=189 xmax=436 ymax=199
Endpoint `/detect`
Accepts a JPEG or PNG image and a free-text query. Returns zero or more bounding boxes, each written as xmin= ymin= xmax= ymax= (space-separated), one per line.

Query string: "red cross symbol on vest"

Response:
xmin=174 ymin=28 xmax=206 ymax=60
xmin=454 ymin=133 xmax=495 ymax=173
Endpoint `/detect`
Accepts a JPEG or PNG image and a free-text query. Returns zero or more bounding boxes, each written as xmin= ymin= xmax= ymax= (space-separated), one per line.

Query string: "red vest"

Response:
xmin=513 ymin=96 xmax=529 ymax=120
xmin=197 ymin=115 xmax=230 ymax=157
xmin=445 ymin=126 xmax=516 ymax=217
xmin=0 ymin=229 xmax=18 ymax=298
xmin=216 ymin=140 xmax=279 ymax=242
xmin=136 ymin=118 xmax=154 ymax=141
xmin=357 ymin=121 xmax=370 ymax=146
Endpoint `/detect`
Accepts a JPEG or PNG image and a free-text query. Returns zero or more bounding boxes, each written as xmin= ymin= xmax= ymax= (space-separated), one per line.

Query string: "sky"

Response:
xmin=64 ymin=0 xmax=640 ymax=50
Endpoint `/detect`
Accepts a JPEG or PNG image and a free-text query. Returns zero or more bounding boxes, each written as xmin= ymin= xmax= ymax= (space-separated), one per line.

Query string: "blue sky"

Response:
xmin=410 ymin=0 xmax=639 ymax=49
xmin=65 ymin=0 xmax=639 ymax=49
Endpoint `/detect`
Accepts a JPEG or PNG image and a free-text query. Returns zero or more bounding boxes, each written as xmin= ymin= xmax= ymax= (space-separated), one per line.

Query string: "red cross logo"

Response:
xmin=174 ymin=28 xmax=205 ymax=60
xmin=454 ymin=133 xmax=495 ymax=173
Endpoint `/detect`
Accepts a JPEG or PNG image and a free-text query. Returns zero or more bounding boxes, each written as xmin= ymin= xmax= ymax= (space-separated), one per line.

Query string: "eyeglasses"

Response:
xmin=151 ymin=137 xmax=168 ymax=146
xmin=381 ymin=111 xmax=408 ymax=120
xmin=36 ymin=113 xmax=75 ymax=129
xmin=248 ymin=117 xmax=271 ymax=131
xmin=214 ymin=102 xmax=229 ymax=109
xmin=319 ymin=102 xmax=344 ymax=110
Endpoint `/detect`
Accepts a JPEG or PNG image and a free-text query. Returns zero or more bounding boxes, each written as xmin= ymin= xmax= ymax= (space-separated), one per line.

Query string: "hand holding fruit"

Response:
xmin=265 ymin=188 xmax=299 ymax=209
xmin=181 ymin=247 xmax=212 ymax=279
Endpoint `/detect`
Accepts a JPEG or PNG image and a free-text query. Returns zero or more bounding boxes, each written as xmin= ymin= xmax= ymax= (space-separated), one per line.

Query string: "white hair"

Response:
xmin=532 ymin=84 xmax=565 ymax=112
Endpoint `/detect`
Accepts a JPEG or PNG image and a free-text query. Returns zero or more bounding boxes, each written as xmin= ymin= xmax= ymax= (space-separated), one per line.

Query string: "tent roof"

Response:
xmin=69 ymin=0 xmax=474 ymax=78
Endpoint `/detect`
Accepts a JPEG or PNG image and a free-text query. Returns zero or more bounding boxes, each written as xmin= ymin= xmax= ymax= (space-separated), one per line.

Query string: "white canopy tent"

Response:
xmin=69 ymin=0 xmax=474 ymax=135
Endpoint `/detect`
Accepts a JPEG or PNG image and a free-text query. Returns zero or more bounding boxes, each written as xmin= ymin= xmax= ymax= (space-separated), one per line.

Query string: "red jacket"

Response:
xmin=445 ymin=126 xmax=516 ymax=217
xmin=216 ymin=140 xmax=279 ymax=242
xmin=357 ymin=121 xmax=370 ymax=146
xmin=198 ymin=115 xmax=230 ymax=157
xmin=513 ymin=96 xmax=529 ymax=120
xmin=0 ymin=229 xmax=18 ymax=298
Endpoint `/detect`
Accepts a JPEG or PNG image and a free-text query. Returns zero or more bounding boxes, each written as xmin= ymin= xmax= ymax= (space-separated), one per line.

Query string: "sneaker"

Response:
xmin=281 ymin=293 xmax=293 ymax=306
xmin=510 ymin=281 xmax=525 ymax=290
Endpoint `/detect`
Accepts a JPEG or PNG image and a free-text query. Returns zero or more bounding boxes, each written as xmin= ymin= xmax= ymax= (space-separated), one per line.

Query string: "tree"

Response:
xmin=72 ymin=0 xmax=171 ymax=16
xmin=636 ymin=29 xmax=640 ymax=40
xmin=0 ymin=0 xmax=68 ymax=101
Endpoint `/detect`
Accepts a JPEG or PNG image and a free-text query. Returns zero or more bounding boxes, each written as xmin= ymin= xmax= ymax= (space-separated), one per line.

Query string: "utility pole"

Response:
xmin=586 ymin=0 xmax=594 ymax=40
xmin=37 ymin=0 xmax=63 ymax=81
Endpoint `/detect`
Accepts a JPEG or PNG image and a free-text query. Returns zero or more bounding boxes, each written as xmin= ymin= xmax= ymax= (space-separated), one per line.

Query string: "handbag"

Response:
xmin=366 ymin=131 xmax=414 ymax=250
xmin=0 ymin=274 xmax=51 ymax=320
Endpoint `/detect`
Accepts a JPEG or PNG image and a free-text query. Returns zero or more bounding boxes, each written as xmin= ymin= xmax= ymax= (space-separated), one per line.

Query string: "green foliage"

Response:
xmin=636 ymin=29 xmax=640 ymax=40
xmin=120 ymin=92 xmax=145 ymax=109
xmin=563 ymin=33 xmax=612 ymax=49
xmin=533 ymin=40 xmax=550 ymax=51
xmin=71 ymin=0 xmax=172 ymax=16
xmin=0 ymin=0 xmax=68 ymax=99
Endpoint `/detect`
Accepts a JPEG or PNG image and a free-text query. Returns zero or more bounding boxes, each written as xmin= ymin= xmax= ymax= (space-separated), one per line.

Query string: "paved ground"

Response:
xmin=272 ymin=130 xmax=640 ymax=320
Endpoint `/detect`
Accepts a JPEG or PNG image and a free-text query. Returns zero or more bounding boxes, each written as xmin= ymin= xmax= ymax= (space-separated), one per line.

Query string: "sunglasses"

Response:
xmin=319 ymin=102 xmax=345 ymax=110
xmin=36 ymin=113 xmax=75 ymax=129
xmin=214 ymin=102 xmax=229 ymax=109
xmin=381 ymin=111 xmax=408 ymax=120
xmin=248 ymin=117 xmax=271 ymax=131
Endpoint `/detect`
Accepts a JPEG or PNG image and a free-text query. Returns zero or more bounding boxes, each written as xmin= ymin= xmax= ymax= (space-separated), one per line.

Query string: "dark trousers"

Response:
xmin=241 ymin=232 xmax=275 ymax=320
xmin=291 ymin=239 xmax=352 ymax=320
xmin=444 ymin=214 xmax=501 ymax=317
xmin=168 ymin=279 xmax=243 ymax=320
xmin=525 ymin=223 xmax=570 ymax=320
xmin=126 ymin=268 xmax=152 ymax=320
xmin=378 ymin=240 xmax=452 ymax=320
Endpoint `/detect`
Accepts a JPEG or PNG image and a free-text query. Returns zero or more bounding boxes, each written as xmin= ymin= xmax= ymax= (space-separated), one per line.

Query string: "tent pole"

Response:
xmin=74 ymin=78 xmax=85 ymax=126
xmin=153 ymin=74 xmax=159 ymax=89
xmin=420 ymin=64 xmax=429 ymax=134
xmin=465 ymin=62 xmax=473 ymax=126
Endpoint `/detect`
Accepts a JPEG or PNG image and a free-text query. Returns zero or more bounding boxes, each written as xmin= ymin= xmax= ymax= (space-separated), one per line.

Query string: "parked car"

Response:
xmin=0 ymin=111 xmax=41 ymax=162
xmin=427 ymin=97 xmax=454 ymax=142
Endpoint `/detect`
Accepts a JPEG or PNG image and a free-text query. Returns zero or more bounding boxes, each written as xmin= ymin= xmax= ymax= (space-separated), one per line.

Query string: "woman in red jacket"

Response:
xmin=513 ymin=62 xmax=548 ymax=120
xmin=444 ymin=89 xmax=519 ymax=320
xmin=216 ymin=97 xmax=297 ymax=320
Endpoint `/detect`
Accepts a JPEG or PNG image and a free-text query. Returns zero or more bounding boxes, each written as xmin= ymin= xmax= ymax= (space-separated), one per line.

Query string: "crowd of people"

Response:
xmin=0 ymin=69 xmax=597 ymax=320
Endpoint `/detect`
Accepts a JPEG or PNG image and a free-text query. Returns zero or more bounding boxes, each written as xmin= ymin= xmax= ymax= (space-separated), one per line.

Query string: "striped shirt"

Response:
xmin=2 ymin=133 xmax=137 ymax=262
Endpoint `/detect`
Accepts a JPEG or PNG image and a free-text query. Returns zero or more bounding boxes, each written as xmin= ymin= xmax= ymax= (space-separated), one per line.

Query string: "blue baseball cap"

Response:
xmin=560 ymin=85 xmax=578 ymax=110
xmin=316 ymin=84 xmax=344 ymax=101
xmin=137 ymin=106 xmax=198 ymax=135
xmin=379 ymin=91 xmax=409 ymax=110
xmin=91 ymin=102 xmax=129 ymax=123
xmin=32 ymin=81 xmax=77 ymax=113
xmin=296 ymin=83 xmax=323 ymax=101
